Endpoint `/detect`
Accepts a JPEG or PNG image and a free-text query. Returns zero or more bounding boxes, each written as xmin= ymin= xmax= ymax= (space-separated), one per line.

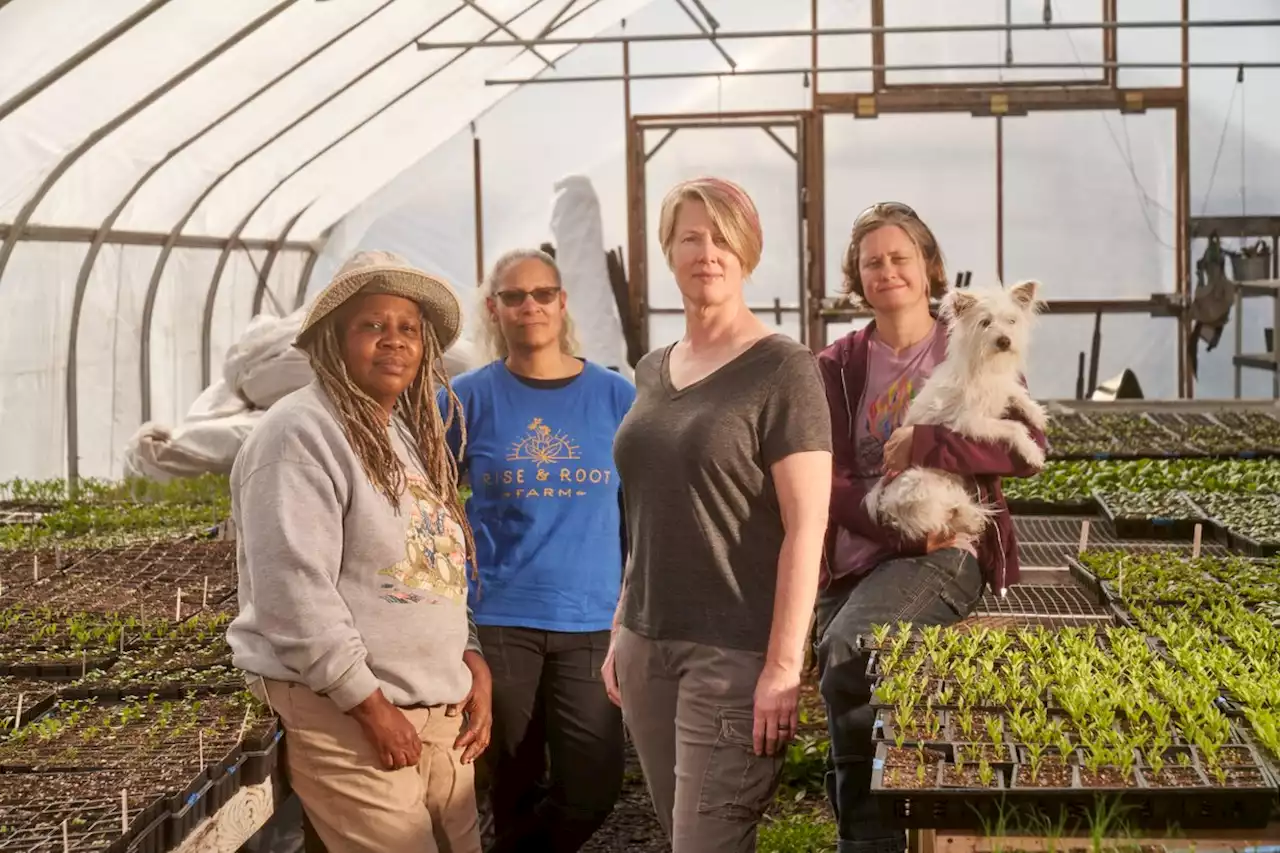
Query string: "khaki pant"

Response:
xmin=263 ymin=679 xmax=482 ymax=853
xmin=614 ymin=627 xmax=784 ymax=853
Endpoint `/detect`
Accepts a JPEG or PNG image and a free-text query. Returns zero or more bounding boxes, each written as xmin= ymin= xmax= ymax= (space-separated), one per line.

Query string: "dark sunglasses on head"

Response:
xmin=494 ymin=286 xmax=561 ymax=308
xmin=854 ymin=201 xmax=918 ymax=225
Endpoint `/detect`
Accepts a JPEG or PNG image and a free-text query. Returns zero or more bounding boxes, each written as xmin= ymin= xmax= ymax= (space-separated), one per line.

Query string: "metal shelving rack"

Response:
xmin=1190 ymin=217 xmax=1280 ymax=399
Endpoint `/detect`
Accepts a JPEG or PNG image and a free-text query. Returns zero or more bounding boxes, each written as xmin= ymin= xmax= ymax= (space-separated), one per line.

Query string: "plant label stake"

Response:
xmin=1192 ymin=523 xmax=1202 ymax=558
xmin=62 ymin=817 xmax=69 ymax=852
xmin=14 ymin=692 xmax=22 ymax=729
xmin=121 ymin=789 xmax=128 ymax=834
xmin=54 ymin=545 xmax=62 ymax=569
xmin=1078 ymin=520 xmax=1091 ymax=554
xmin=175 ymin=588 xmax=182 ymax=622
xmin=203 ymin=576 xmax=208 ymax=609
xmin=81 ymin=650 xmax=86 ymax=678
xmin=237 ymin=707 xmax=252 ymax=744
xmin=199 ymin=729 xmax=204 ymax=769
xmin=32 ymin=553 xmax=38 ymax=582
xmin=120 ymin=628 xmax=125 ymax=653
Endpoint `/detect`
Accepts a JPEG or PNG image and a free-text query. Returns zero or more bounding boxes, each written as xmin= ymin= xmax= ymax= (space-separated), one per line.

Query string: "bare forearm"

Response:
xmin=765 ymin=525 xmax=825 ymax=673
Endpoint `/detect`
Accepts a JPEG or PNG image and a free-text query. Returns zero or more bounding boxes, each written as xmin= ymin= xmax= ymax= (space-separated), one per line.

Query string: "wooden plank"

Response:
xmin=172 ymin=778 xmax=275 ymax=853
xmin=1189 ymin=215 xmax=1280 ymax=239
xmin=816 ymin=85 xmax=1184 ymax=115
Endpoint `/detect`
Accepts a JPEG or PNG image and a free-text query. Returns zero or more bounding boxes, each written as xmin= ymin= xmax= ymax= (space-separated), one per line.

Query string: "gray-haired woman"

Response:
xmin=228 ymin=250 xmax=492 ymax=853
xmin=444 ymin=248 xmax=633 ymax=852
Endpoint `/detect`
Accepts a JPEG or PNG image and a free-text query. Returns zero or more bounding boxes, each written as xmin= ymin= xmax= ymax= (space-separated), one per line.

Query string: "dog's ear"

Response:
xmin=1010 ymin=279 xmax=1043 ymax=311
xmin=942 ymin=289 xmax=978 ymax=321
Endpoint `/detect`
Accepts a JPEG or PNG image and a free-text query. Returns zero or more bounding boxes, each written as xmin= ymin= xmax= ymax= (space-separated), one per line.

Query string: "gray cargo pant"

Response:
xmin=614 ymin=626 xmax=784 ymax=853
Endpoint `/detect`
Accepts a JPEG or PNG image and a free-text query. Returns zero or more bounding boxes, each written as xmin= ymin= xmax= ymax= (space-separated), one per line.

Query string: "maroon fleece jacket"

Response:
xmin=816 ymin=322 xmax=1047 ymax=594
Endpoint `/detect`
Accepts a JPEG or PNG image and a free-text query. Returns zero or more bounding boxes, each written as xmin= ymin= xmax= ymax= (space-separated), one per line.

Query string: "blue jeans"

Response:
xmin=815 ymin=549 xmax=984 ymax=853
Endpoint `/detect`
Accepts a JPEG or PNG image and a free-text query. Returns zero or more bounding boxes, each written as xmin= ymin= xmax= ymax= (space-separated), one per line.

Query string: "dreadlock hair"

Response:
xmin=301 ymin=302 xmax=476 ymax=581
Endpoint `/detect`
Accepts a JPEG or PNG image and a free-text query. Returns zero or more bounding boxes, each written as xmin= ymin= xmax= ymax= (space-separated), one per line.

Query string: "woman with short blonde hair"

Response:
xmin=609 ymin=178 xmax=833 ymax=852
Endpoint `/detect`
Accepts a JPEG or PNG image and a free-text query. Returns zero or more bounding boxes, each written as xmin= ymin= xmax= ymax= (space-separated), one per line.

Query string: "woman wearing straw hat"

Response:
xmin=227 ymin=250 xmax=492 ymax=853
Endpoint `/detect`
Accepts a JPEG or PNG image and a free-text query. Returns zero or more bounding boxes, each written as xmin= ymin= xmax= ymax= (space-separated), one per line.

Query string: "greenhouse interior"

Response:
xmin=1 ymin=0 xmax=1279 ymax=851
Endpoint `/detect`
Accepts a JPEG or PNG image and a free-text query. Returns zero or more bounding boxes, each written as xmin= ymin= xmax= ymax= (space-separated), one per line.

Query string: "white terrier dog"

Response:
xmin=864 ymin=280 xmax=1047 ymax=543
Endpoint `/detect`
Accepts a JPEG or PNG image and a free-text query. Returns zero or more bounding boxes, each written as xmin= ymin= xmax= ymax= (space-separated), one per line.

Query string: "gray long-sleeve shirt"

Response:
xmin=226 ymin=381 xmax=480 ymax=712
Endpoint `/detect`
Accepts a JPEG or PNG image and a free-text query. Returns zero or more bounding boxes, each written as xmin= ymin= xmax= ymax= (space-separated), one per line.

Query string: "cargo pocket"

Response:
xmin=695 ymin=707 xmax=784 ymax=822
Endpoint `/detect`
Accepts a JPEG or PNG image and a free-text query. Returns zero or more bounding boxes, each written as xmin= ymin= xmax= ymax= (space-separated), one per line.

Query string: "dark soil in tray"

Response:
xmin=1079 ymin=766 xmax=1140 ymax=788
xmin=939 ymin=764 xmax=1002 ymax=789
xmin=1141 ymin=766 xmax=1207 ymax=788
xmin=882 ymin=745 xmax=946 ymax=767
xmin=8 ymin=541 xmax=237 ymax=623
xmin=881 ymin=765 xmax=935 ymax=790
xmin=1013 ymin=759 xmax=1073 ymax=788
xmin=1212 ymin=765 xmax=1270 ymax=788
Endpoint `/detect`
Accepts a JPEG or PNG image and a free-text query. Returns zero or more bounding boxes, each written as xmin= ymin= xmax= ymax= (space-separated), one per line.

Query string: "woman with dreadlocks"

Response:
xmin=227 ymin=250 xmax=492 ymax=853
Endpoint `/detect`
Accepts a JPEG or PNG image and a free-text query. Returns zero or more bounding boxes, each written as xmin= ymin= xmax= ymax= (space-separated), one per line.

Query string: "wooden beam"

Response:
xmin=817 ymin=86 xmax=1184 ymax=115
xmin=1189 ymin=216 xmax=1280 ymax=239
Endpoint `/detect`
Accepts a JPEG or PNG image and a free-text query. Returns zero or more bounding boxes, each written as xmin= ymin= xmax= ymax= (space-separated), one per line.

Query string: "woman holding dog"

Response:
xmin=608 ymin=177 xmax=833 ymax=852
xmin=815 ymin=204 xmax=1047 ymax=853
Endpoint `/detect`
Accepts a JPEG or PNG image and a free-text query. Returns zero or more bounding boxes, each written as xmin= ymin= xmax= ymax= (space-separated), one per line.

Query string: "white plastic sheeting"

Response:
xmin=550 ymin=176 xmax=632 ymax=374
xmin=0 ymin=0 xmax=1278 ymax=481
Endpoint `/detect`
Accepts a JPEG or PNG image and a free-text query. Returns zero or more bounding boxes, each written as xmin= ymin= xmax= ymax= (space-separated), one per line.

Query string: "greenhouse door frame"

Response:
xmin=625 ymin=110 xmax=816 ymax=352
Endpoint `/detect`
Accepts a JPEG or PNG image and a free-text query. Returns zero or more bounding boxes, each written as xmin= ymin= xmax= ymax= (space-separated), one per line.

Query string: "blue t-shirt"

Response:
xmin=442 ymin=360 xmax=636 ymax=632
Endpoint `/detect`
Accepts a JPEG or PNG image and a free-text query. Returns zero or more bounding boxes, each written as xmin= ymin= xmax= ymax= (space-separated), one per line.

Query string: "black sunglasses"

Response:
xmin=854 ymin=201 xmax=918 ymax=224
xmin=494 ymin=286 xmax=561 ymax=308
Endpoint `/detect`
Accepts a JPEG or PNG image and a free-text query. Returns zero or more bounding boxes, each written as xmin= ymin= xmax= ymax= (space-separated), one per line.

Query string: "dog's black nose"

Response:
xmin=995 ymin=335 xmax=1011 ymax=350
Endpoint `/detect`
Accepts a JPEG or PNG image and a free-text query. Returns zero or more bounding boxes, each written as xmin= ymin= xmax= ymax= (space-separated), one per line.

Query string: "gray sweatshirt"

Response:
xmin=227 ymin=381 xmax=481 ymax=712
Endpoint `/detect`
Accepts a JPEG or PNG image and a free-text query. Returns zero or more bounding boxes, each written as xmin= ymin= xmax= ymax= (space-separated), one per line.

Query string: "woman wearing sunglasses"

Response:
xmin=814 ymin=204 xmax=1046 ymax=853
xmin=443 ymin=248 xmax=633 ymax=853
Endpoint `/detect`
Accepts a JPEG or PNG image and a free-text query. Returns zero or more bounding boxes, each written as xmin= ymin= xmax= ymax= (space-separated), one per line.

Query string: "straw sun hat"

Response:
xmin=296 ymin=250 xmax=462 ymax=350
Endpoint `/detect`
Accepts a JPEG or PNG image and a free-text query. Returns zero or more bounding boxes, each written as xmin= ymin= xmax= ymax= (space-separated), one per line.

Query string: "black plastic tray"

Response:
xmin=1094 ymin=492 xmax=1208 ymax=542
xmin=869 ymin=742 xmax=1280 ymax=831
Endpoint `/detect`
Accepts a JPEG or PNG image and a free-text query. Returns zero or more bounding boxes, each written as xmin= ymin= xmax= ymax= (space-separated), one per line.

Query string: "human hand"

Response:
xmin=601 ymin=635 xmax=622 ymax=708
xmin=752 ymin=662 xmax=800 ymax=757
xmin=349 ymin=690 xmax=422 ymax=771
xmin=450 ymin=650 xmax=493 ymax=764
xmin=882 ymin=426 xmax=915 ymax=475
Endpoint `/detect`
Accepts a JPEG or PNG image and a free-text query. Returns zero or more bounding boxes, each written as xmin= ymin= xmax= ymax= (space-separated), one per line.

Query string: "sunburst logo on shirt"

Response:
xmin=506 ymin=417 xmax=581 ymax=466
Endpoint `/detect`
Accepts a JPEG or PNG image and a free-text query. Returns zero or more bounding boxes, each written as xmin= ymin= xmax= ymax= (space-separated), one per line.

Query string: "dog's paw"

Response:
xmin=1018 ymin=434 xmax=1046 ymax=469
xmin=1021 ymin=400 xmax=1048 ymax=432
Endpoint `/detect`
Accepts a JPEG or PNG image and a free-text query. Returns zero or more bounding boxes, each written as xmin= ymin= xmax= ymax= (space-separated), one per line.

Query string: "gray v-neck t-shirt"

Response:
xmin=613 ymin=334 xmax=832 ymax=653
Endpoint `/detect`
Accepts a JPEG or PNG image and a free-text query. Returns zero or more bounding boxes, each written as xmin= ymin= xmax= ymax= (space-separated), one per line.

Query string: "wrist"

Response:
xmin=763 ymin=656 xmax=803 ymax=679
xmin=348 ymin=688 xmax=392 ymax=724
xmin=463 ymin=650 xmax=491 ymax=687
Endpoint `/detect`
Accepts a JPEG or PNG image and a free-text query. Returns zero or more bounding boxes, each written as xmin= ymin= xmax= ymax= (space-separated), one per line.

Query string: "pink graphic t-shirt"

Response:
xmin=833 ymin=322 xmax=947 ymax=578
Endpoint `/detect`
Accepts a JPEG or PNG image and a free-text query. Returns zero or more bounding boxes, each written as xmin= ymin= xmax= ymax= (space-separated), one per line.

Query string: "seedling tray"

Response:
xmin=869 ymin=741 xmax=1279 ymax=830
xmin=1094 ymin=491 xmax=1209 ymax=541
xmin=1006 ymin=497 xmax=1097 ymax=516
